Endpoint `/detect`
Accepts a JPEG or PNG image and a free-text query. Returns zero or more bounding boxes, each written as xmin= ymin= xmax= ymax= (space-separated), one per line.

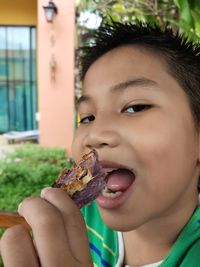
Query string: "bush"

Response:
xmin=0 ymin=144 xmax=73 ymax=266
xmin=0 ymin=144 xmax=72 ymax=211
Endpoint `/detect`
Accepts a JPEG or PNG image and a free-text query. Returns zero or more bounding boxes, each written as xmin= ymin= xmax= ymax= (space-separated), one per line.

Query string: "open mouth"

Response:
xmin=101 ymin=167 xmax=136 ymax=199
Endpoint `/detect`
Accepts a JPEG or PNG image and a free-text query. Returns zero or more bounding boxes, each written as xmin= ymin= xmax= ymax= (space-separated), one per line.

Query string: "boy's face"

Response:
xmin=72 ymin=46 xmax=200 ymax=231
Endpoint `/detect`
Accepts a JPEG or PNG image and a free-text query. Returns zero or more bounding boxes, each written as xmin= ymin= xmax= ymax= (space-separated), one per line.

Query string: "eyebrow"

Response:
xmin=77 ymin=78 xmax=158 ymax=106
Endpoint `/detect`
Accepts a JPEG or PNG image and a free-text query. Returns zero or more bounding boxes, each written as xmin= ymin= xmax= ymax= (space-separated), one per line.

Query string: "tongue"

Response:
xmin=106 ymin=169 xmax=135 ymax=192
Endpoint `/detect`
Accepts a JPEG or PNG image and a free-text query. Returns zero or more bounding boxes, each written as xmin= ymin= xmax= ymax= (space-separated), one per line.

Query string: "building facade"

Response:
xmin=0 ymin=0 xmax=75 ymax=154
xmin=0 ymin=0 xmax=37 ymax=133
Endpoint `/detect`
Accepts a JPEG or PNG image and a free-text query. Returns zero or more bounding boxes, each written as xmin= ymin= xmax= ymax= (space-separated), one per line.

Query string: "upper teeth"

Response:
xmin=104 ymin=168 xmax=119 ymax=174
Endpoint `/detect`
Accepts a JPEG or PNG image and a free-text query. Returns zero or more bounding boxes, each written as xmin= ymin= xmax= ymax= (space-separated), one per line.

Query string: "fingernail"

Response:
xmin=18 ymin=202 xmax=23 ymax=214
xmin=41 ymin=187 xmax=52 ymax=198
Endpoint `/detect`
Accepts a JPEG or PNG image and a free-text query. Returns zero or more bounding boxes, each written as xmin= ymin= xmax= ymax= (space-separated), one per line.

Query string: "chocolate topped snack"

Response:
xmin=53 ymin=150 xmax=106 ymax=208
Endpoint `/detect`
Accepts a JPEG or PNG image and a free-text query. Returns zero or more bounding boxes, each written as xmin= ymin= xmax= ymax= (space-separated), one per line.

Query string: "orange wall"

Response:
xmin=38 ymin=0 xmax=75 ymax=156
xmin=0 ymin=0 xmax=37 ymax=25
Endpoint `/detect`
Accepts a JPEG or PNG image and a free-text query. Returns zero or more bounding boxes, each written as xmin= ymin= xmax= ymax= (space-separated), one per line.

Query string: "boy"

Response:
xmin=1 ymin=21 xmax=200 ymax=267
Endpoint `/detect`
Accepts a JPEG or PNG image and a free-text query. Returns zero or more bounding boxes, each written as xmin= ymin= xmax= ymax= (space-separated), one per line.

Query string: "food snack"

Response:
xmin=53 ymin=149 xmax=106 ymax=208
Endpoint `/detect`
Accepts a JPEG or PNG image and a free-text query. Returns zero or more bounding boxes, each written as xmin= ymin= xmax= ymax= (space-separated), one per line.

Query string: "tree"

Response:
xmin=76 ymin=0 xmax=200 ymax=42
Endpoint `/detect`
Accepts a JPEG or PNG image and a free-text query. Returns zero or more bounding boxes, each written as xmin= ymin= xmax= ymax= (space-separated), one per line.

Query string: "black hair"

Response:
xmin=79 ymin=21 xmax=200 ymax=128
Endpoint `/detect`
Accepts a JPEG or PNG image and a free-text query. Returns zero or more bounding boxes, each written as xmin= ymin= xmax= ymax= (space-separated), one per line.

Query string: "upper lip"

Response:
xmin=99 ymin=160 xmax=135 ymax=174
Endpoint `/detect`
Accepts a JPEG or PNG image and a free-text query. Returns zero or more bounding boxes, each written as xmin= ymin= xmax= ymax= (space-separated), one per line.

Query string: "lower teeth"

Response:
xmin=102 ymin=186 xmax=122 ymax=198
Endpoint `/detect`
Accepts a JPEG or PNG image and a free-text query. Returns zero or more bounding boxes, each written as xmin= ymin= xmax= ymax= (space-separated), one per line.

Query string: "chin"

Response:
xmin=99 ymin=210 xmax=144 ymax=232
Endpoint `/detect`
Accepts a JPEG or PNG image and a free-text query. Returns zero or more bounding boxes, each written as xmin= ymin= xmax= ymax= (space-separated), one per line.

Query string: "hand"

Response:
xmin=0 ymin=188 xmax=93 ymax=267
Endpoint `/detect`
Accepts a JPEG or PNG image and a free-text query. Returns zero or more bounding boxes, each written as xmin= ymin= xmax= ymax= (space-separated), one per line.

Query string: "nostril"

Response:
xmin=101 ymin=143 xmax=109 ymax=147
xmin=86 ymin=142 xmax=109 ymax=149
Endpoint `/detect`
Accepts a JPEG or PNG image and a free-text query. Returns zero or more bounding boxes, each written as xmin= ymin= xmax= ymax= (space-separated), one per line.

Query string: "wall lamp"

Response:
xmin=43 ymin=0 xmax=58 ymax=23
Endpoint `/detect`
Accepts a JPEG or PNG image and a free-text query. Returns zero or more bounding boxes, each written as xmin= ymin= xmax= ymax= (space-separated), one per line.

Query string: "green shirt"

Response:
xmin=82 ymin=202 xmax=200 ymax=267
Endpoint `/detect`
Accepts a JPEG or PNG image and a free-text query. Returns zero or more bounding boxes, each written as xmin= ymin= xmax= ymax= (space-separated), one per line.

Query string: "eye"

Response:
xmin=122 ymin=104 xmax=152 ymax=113
xmin=79 ymin=115 xmax=95 ymax=124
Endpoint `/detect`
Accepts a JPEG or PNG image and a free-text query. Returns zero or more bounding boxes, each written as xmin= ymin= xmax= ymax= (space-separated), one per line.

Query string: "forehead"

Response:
xmin=83 ymin=45 xmax=167 ymax=91
xmin=78 ymin=45 xmax=191 ymax=113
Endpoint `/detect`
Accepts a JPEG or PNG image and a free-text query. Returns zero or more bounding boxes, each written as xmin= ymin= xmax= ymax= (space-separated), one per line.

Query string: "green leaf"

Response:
xmin=175 ymin=0 xmax=195 ymax=27
xmin=191 ymin=9 xmax=200 ymax=23
xmin=190 ymin=8 xmax=200 ymax=38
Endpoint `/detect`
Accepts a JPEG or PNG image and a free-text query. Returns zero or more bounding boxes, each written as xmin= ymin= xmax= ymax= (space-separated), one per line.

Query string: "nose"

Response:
xmin=83 ymin=118 xmax=121 ymax=150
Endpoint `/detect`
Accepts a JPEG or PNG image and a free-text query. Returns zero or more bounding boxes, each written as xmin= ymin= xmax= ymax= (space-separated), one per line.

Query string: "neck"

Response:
xmin=123 ymin=195 xmax=198 ymax=266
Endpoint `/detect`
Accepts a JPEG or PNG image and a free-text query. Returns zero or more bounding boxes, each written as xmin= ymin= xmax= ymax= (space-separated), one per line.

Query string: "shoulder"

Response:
xmin=181 ymin=207 xmax=200 ymax=265
xmin=180 ymin=238 xmax=200 ymax=266
xmin=162 ymin=206 xmax=200 ymax=267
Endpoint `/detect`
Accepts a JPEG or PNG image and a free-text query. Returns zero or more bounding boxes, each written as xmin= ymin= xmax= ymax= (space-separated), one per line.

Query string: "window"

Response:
xmin=0 ymin=26 xmax=37 ymax=132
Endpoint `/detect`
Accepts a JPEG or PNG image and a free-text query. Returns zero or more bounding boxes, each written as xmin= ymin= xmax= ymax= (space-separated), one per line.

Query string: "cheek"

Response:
xmin=71 ymin=130 xmax=83 ymax=161
xmin=135 ymin=119 xmax=197 ymax=189
xmin=71 ymin=127 xmax=90 ymax=161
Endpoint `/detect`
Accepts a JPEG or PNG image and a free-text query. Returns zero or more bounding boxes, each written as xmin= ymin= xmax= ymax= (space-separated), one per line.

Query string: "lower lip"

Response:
xmin=96 ymin=179 xmax=135 ymax=209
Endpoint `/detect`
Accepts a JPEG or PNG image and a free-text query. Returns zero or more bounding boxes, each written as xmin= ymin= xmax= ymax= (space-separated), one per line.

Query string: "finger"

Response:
xmin=18 ymin=196 xmax=75 ymax=267
xmin=0 ymin=225 xmax=39 ymax=267
xmin=40 ymin=187 xmax=92 ymax=265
